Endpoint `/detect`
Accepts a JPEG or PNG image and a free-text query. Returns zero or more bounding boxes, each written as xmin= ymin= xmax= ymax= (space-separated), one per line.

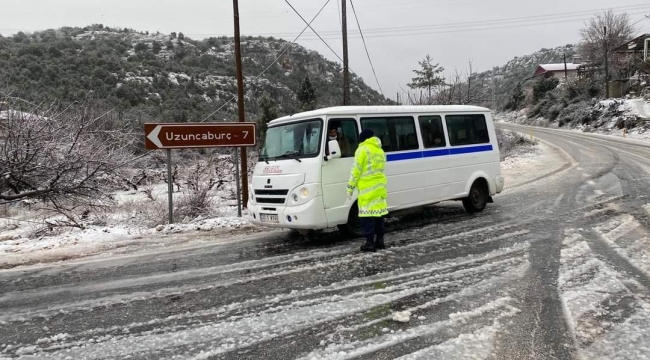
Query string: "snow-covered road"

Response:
xmin=2 ymin=124 xmax=650 ymax=359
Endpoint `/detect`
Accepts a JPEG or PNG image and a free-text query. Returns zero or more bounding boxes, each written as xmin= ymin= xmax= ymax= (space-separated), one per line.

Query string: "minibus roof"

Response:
xmin=269 ymin=105 xmax=491 ymax=126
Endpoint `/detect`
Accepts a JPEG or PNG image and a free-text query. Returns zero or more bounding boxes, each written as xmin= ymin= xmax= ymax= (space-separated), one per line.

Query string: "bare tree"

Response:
xmin=579 ymin=10 xmax=636 ymax=68
xmin=403 ymin=60 xmax=490 ymax=106
xmin=0 ymin=94 xmax=136 ymax=226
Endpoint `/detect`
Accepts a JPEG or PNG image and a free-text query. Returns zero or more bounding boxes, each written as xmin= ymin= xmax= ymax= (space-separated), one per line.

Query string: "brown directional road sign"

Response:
xmin=144 ymin=122 xmax=256 ymax=149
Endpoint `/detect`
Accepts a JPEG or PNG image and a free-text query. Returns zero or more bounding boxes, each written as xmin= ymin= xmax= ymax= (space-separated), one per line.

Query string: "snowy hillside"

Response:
xmin=0 ymin=25 xmax=391 ymax=122
xmin=470 ymin=45 xmax=578 ymax=109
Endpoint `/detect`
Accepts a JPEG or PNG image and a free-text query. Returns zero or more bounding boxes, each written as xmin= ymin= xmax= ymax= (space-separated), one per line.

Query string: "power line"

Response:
xmin=200 ymin=0 xmax=332 ymax=122
xmin=295 ymin=11 xmax=650 ymax=40
xmin=283 ymin=0 xmax=345 ymax=64
xmin=341 ymin=3 xmax=650 ymax=33
xmin=229 ymin=1 xmax=650 ymax=19
xmin=183 ymin=3 xmax=650 ymax=39
xmin=631 ymin=14 xmax=650 ymax=26
xmin=349 ymin=0 xmax=384 ymax=96
xmin=337 ymin=0 xmax=342 ymax=30
xmin=294 ymin=9 xmax=650 ymax=41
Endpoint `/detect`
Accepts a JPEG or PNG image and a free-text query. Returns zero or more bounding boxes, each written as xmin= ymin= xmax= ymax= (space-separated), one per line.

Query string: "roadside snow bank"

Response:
xmin=157 ymin=216 xmax=250 ymax=233
xmin=603 ymin=98 xmax=650 ymax=120
xmin=499 ymin=98 xmax=650 ymax=141
xmin=0 ymin=215 xmax=255 ymax=269
xmin=500 ymin=141 xmax=568 ymax=189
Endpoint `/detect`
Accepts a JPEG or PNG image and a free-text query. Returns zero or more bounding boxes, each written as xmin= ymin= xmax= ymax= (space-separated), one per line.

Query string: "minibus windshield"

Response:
xmin=260 ymin=119 xmax=322 ymax=161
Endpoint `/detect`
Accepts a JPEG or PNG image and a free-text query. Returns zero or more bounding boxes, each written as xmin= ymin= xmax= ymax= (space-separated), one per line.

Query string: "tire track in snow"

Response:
xmin=0 ymin=223 xmax=528 ymax=321
xmin=558 ymin=228 xmax=650 ymax=360
xmin=585 ymin=217 xmax=650 ymax=292
xmin=163 ymin=261 xmax=528 ymax=360
xmin=5 ymin=247 xmax=530 ymax=359
xmin=0 ymin=209 xmax=519 ymax=294
xmin=292 ymin=298 xmax=520 ymax=360
xmin=30 ymin=254 xmax=525 ymax=359
xmin=1 ymin=238 xmax=531 ymax=352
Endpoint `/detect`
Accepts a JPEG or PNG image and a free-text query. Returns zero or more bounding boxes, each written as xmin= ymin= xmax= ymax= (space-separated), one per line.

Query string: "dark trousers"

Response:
xmin=361 ymin=217 xmax=385 ymax=245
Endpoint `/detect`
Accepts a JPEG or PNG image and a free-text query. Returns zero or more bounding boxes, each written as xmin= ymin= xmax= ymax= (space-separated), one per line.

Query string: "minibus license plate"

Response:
xmin=260 ymin=214 xmax=279 ymax=223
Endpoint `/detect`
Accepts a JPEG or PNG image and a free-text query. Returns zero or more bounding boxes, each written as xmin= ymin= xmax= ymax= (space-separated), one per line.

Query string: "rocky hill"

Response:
xmin=0 ymin=25 xmax=390 ymax=122
xmin=471 ymin=44 xmax=579 ymax=109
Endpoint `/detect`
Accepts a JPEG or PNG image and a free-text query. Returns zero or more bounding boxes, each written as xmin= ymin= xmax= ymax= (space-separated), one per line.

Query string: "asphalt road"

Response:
xmin=2 ymin=124 xmax=650 ymax=359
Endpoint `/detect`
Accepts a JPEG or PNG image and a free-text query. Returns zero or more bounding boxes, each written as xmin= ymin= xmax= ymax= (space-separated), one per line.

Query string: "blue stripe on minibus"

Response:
xmin=386 ymin=144 xmax=494 ymax=162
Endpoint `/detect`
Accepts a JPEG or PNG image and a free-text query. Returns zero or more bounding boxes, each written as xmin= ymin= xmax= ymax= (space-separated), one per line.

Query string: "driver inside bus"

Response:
xmin=326 ymin=123 xmax=353 ymax=158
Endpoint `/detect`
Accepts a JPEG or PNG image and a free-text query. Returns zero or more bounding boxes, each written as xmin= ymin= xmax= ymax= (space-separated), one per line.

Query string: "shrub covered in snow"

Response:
xmin=495 ymin=128 xmax=537 ymax=160
xmin=556 ymin=100 xmax=598 ymax=127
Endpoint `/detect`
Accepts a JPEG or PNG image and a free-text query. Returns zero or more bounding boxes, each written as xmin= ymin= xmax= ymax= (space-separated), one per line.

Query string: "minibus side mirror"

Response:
xmin=326 ymin=140 xmax=342 ymax=160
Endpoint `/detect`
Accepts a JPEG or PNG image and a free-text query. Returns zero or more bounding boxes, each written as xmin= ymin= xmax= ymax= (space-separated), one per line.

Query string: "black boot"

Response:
xmin=360 ymin=240 xmax=376 ymax=252
xmin=374 ymin=217 xmax=386 ymax=250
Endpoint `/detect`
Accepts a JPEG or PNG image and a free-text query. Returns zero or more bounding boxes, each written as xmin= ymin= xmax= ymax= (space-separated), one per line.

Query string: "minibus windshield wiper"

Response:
xmin=276 ymin=151 xmax=302 ymax=162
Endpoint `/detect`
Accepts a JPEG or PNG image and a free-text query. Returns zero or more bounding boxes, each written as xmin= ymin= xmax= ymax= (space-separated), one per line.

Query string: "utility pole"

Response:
xmin=491 ymin=68 xmax=495 ymax=109
xmin=563 ymin=53 xmax=568 ymax=79
xmin=604 ymin=26 xmax=610 ymax=98
xmin=342 ymin=0 xmax=350 ymax=105
xmin=233 ymin=0 xmax=248 ymax=212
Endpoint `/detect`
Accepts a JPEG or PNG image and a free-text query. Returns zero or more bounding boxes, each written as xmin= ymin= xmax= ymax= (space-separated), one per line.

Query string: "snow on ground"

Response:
xmin=593 ymin=214 xmax=650 ymax=277
xmin=298 ymin=298 xmax=518 ymax=360
xmin=618 ymin=98 xmax=650 ymax=120
xmin=5 ymin=240 xmax=529 ymax=358
xmin=559 ymin=228 xmax=650 ymax=359
xmin=0 ymin=181 xmax=257 ymax=269
xmin=499 ymin=140 xmax=568 ymax=189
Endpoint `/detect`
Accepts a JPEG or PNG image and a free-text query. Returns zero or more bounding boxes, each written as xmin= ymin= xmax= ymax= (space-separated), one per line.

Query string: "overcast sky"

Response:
xmin=2 ymin=0 xmax=650 ymax=101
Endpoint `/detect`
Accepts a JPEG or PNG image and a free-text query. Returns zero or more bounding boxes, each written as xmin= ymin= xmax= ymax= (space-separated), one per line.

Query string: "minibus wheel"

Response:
xmin=463 ymin=179 xmax=488 ymax=213
xmin=338 ymin=202 xmax=363 ymax=238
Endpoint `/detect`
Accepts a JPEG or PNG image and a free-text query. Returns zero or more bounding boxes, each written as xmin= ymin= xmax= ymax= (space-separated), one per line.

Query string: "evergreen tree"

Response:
xmin=258 ymin=94 xmax=278 ymax=145
xmin=134 ymin=42 xmax=148 ymax=53
xmin=152 ymin=41 xmax=162 ymax=54
xmin=408 ymin=54 xmax=445 ymax=100
xmin=297 ymin=75 xmax=317 ymax=111
xmin=533 ymin=74 xmax=560 ymax=103
xmin=506 ymin=82 xmax=525 ymax=110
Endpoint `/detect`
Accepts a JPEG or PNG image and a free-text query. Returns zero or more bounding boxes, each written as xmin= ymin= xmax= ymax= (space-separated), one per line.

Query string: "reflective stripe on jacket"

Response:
xmin=347 ymin=137 xmax=388 ymax=217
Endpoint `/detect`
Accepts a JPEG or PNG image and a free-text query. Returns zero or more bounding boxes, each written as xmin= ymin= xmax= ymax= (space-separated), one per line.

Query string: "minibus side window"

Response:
xmin=445 ymin=114 xmax=490 ymax=146
xmin=360 ymin=116 xmax=418 ymax=152
xmin=326 ymin=118 xmax=358 ymax=158
xmin=418 ymin=115 xmax=446 ymax=148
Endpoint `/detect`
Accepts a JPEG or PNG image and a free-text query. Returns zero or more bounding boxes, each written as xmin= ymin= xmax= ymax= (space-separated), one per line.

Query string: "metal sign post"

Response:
xmin=144 ymin=122 xmax=256 ymax=221
xmin=234 ymin=148 xmax=242 ymax=217
xmin=166 ymin=149 xmax=174 ymax=224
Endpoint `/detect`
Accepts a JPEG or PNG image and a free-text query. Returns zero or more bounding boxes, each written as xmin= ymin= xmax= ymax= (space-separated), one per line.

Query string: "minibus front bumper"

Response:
xmin=247 ymin=196 xmax=329 ymax=230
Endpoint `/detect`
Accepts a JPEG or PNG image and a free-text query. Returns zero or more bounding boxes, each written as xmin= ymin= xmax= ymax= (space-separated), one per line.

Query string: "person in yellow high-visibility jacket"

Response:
xmin=347 ymin=129 xmax=388 ymax=252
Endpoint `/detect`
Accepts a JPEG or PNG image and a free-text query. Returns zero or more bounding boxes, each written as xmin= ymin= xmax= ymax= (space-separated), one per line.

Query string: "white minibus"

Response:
xmin=247 ymin=105 xmax=504 ymax=236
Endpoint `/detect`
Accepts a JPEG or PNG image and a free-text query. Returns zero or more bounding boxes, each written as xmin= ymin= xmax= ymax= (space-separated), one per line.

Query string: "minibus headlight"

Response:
xmin=292 ymin=194 xmax=299 ymax=202
xmin=300 ymin=188 xmax=309 ymax=197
